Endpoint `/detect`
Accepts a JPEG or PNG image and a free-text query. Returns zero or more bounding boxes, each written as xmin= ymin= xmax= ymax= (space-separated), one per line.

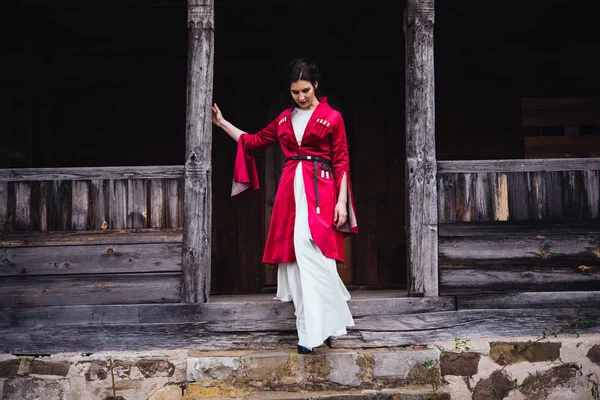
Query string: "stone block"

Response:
xmin=187 ymin=357 xmax=240 ymax=381
xmin=440 ymin=352 xmax=480 ymax=376
xmin=372 ymin=348 xmax=440 ymax=380
xmin=149 ymin=385 xmax=184 ymax=400
xmin=85 ymin=362 xmax=108 ymax=381
xmin=0 ymin=359 xmax=20 ymax=378
xmin=136 ymin=360 xmax=175 ymax=378
xmin=520 ymin=363 xmax=585 ymax=400
xmin=326 ymin=353 xmax=364 ymax=387
xmin=29 ymin=360 xmax=71 ymax=377
xmin=587 ymin=344 xmax=600 ymax=366
xmin=489 ymin=341 xmax=561 ymax=365
xmin=472 ymin=370 xmax=513 ymax=400
xmin=3 ymin=376 xmax=65 ymax=400
xmin=296 ymin=354 xmax=330 ymax=384
xmin=240 ymin=352 xmax=289 ymax=381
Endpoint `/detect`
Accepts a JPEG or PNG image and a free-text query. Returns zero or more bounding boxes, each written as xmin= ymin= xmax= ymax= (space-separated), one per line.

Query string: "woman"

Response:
xmin=212 ymin=58 xmax=358 ymax=354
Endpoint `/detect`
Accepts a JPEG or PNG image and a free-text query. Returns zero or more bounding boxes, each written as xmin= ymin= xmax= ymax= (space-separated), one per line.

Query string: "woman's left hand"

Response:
xmin=334 ymin=201 xmax=347 ymax=229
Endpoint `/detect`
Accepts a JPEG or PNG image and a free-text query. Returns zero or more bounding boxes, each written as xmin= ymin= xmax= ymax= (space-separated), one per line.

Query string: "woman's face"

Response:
xmin=290 ymin=80 xmax=319 ymax=110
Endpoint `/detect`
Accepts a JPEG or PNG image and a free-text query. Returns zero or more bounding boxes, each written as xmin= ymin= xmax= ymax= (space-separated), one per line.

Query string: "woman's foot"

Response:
xmin=297 ymin=345 xmax=313 ymax=354
xmin=324 ymin=336 xmax=333 ymax=348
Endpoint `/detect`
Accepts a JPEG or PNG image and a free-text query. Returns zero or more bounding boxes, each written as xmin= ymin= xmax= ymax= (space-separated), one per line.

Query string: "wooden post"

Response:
xmin=404 ymin=0 xmax=439 ymax=296
xmin=182 ymin=0 xmax=214 ymax=303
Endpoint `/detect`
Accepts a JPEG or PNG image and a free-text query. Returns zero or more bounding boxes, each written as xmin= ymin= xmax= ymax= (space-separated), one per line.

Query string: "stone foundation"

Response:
xmin=1 ymin=334 xmax=600 ymax=399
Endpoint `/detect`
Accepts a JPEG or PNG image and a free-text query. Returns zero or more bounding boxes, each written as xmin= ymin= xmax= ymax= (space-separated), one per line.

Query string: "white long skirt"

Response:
xmin=275 ymin=163 xmax=355 ymax=349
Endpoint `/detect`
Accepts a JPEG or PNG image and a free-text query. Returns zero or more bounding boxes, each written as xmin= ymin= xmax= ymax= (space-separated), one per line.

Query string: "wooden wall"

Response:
xmin=437 ymin=159 xmax=600 ymax=294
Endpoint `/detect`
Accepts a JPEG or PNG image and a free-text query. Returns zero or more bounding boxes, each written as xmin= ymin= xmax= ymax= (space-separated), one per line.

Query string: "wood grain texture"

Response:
xmin=405 ymin=0 xmax=438 ymax=296
xmin=473 ymin=173 xmax=492 ymax=221
xmin=165 ymin=179 xmax=183 ymax=228
xmin=182 ymin=0 xmax=214 ymax=303
xmin=127 ymin=179 xmax=148 ymax=228
xmin=48 ymin=181 xmax=72 ymax=231
xmin=440 ymin=266 xmax=600 ymax=293
xmin=90 ymin=179 xmax=110 ymax=230
xmin=0 ymin=229 xmax=183 ymax=247
xmin=13 ymin=182 xmax=31 ymax=231
xmin=0 ymin=181 xmax=7 ymax=232
xmin=30 ymin=182 xmax=48 ymax=231
xmin=507 ymin=172 xmax=530 ymax=220
xmin=438 ymin=158 xmax=600 ymax=173
xmin=0 ymin=242 xmax=182 ymax=277
xmin=439 ymin=221 xmax=600 ymax=237
xmin=110 ymin=179 xmax=128 ymax=229
xmin=2 ymin=308 xmax=600 ymax=353
xmin=457 ymin=291 xmax=600 ymax=310
xmin=584 ymin=170 xmax=600 ymax=219
xmin=0 ymin=273 xmax=181 ymax=308
xmin=149 ymin=179 xmax=166 ymax=228
xmin=71 ymin=181 xmax=90 ymax=230
xmin=0 ymin=166 xmax=184 ymax=182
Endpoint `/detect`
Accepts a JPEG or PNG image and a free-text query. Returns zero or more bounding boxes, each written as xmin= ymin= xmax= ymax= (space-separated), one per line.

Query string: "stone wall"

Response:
xmin=1 ymin=335 xmax=600 ymax=399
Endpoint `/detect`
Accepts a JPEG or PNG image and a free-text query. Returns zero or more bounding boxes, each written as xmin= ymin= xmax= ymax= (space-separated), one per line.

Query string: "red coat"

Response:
xmin=231 ymin=98 xmax=358 ymax=264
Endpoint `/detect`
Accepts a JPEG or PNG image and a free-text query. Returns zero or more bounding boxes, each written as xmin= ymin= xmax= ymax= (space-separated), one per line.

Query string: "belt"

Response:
xmin=285 ymin=156 xmax=332 ymax=215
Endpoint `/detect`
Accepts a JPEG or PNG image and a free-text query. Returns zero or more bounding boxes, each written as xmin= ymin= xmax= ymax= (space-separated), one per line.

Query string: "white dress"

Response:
xmin=275 ymin=107 xmax=355 ymax=349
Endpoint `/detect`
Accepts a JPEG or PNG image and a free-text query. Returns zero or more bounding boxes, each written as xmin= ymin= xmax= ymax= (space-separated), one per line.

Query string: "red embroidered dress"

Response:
xmin=231 ymin=98 xmax=358 ymax=264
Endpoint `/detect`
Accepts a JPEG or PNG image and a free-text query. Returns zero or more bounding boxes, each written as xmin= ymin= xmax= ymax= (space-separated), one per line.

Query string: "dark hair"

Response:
xmin=286 ymin=58 xmax=321 ymax=86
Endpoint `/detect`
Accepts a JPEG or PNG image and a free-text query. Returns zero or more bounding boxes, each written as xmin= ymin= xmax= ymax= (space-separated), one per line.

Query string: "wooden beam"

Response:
xmin=457 ymin=291 xmax=600 ymax=310
xmin=437 ymin=158 xmax=600 ymax=174
xmin=0 ymin=166 xmax=184 ymax=182
xmin=182 ymin=0 xmax=214 ymax=303
xmin=404 ymin=0 xmax=438 ymax=296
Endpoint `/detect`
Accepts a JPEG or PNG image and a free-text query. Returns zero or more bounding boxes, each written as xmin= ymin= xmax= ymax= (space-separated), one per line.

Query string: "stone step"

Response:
xmin=185 ymin=347 xmax=447 ymax=398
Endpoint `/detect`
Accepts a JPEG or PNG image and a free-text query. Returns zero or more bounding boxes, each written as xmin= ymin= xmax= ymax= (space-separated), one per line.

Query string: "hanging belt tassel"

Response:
xmin=316 ymin=207 xmax=321 ymax=215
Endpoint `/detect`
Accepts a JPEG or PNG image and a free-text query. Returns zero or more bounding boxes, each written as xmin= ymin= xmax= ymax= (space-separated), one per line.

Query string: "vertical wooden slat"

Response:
xmin=491 ymin=173 xmax=509 ymax=221
xmin=72 ymin=181 xmax=90 ymax=230
xmin=544 ymin=171 xmax=563 ymax=219
xmin=90 ymin=179 xmax=110 ymax=230
xmin=110 ymin=179 xmax=128 ymax=229
xmin=149 ymin=179 xmax=166 ymax=228
xmin=473 ymin=173 xmax=492 ymax=221
xmin=583 ymin=170 xmax=600 ymax=219
xmin=14 ymin=182 xmax=32 ymax=231
xmin=183 ymin=0 xmax=214 ymax=303
xmin=127 ymin=179 xmax=148 ymax=228
xmin=404 ymin=0 xmax=438 ymax=297
xmin=47 ymin=181 xmax=72 ymax=231
xmin=507 ymin=172 xmax=530 ymax=221
xmin=564 ymin=171 xmax=584 ymax=220
xmin=30 ymin=182 xmax=48 ymax=231
xmin=437 ymin=174 xmax=456 ymax=223
xmin=528 ymin=172 xmax=545 ymax=220
xmin=0 ymin=181 xmax=8 ymax=232
xmin=165 ymin=179 xmax=182 ymax=228
xmin=454 ymin=173 xmax=474 ymax=222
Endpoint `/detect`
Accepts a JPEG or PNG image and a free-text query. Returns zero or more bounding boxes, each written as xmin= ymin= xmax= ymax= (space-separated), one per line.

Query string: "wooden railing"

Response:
xmin=0 ymin=166 xmax=184 ymax=232
xmin=437 ymin=158 xmax=600 ymax=294
xmin=0 ymin=166 xmax=185 ymax=307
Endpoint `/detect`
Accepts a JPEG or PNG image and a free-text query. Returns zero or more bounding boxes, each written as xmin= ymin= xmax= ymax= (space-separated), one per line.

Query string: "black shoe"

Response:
xmin=324 ymin=336 xmax=333 ymax=348
xmin=297 ymin=345 xmax=313 ymax=354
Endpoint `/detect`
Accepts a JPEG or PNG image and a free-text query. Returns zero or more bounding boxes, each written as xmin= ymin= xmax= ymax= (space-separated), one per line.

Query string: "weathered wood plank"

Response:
xmin=521 ymin=96 xmax=600 ymax=127
xmin=90 ymin=179 xmax=110 ymax=230
xmin=183 ymin=0 xmax=214 ymax=303
xmin=0 ymin=228 xmax=183 ymax=247
xmin=564 ymin=171 xmax=584 ymax=220
xmin=507 ymin=172 xmax=529 ymax=220
xmin=473 ymin=173 xmax=492 ymax=221
xmin=0 ymin=242 xmax=182 ymax=277
xmin=2 ymin=308 xmax=600 ymax=353
xmin=528 ymin=171 xmax=545 ymax=220
xmin=544 ymin=171 xmax=564 ymax=219
xmin=454 ymin=173 xmax=474 ymax=222
xmin=0 ymin=181 xmax=8 ymax=232
xmin=48 ymin=181 xmax=72 ymax=231
xmin=71 ymin=180 xmax=90 ymax=230
xmin=0 ymin=166 xmax=184 ymax=182
xmin=405 ymin=0 xmax=438 ymax=297
xmin=149 ymin=179 xmax=166 ymax=228
xmin=490 ymin=173 xmax=509 ymax=221
xmin=0 ymin=273 xmax=181 ymax=307
xmin=0 ymin=296 xmax=456 ymax=328
xmin=165 ymin=179 xmax=183 ymax=228
xmin=14 ymin=182 xmax=31 ymax=231
xmin=437 ymin=158 xmax=600 ymax=173
xmin=127 ymin=179 xmax=148 ymax=228
xmin=437 ymin=174 xmax=456 ymax=223
xmin=584 ymin=170 xmax=600 ymax=219
xmin=439 ymin=221 xmax=600 ymax=237
xmin=457 ymin=291 xmax=600 ymax=310
xmin=30 ymin=182 xmax=48 ymax=232
xmin=110 ymin=179 xmax=128 ymax=229
xmin=440 ymin=233 xmax=600 ymax=266
xmin=440 ymin=266 xmax=600 ymax=293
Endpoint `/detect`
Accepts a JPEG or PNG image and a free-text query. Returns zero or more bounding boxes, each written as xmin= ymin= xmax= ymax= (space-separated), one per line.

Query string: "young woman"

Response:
xmin=212 ymin=58 xmax=358 ymax=354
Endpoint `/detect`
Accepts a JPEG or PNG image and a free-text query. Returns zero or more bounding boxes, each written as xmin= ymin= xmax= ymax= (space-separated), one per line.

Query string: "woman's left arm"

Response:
xmin=331 ymin=115 xmax=350 ymax=229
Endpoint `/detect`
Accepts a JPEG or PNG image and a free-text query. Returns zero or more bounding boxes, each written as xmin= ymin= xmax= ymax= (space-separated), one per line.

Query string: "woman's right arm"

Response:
xmin=212 ymin=103 xmax=245 ymax=142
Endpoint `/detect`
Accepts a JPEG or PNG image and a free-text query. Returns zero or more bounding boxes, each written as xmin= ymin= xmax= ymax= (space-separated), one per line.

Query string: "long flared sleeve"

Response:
xmin=331 ymin=115 xmax=358 ymax=234
xmin=231 ymin=118 xmax=279 ymax=201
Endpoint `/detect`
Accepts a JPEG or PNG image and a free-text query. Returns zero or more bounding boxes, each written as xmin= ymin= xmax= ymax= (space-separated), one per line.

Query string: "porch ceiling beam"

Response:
xmin=404 ymin=0 xmax=438 ymax=296
xmin=183 ymin=0 xmax=214 ymax=303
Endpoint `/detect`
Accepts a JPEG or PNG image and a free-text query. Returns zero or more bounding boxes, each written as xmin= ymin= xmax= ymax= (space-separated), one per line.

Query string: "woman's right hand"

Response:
xmin=212 ymin=103 xmax=225 ymax=127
